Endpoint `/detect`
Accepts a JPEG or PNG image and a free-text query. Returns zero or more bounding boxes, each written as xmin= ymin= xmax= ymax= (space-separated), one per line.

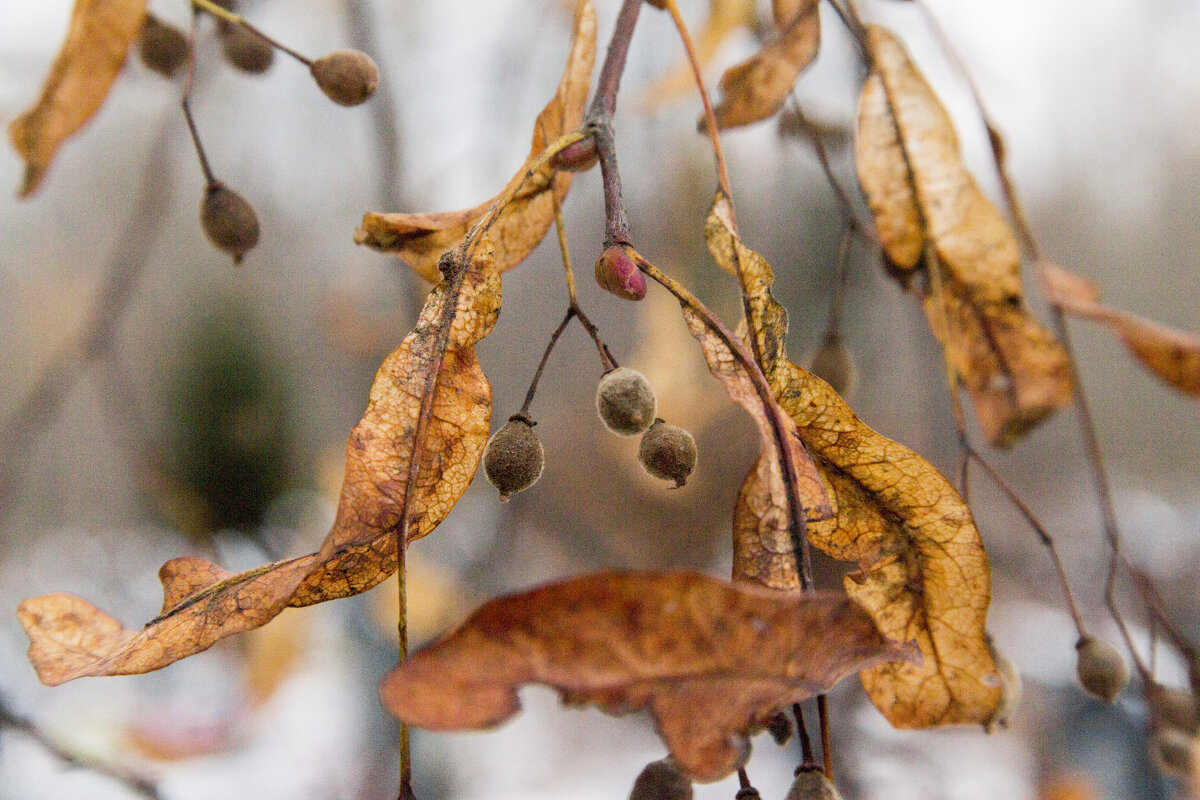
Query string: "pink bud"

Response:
xmin=549 ymin=138 xmax=598 ymax=173
xmin=595 ymin=245 xmax=647 ymax=301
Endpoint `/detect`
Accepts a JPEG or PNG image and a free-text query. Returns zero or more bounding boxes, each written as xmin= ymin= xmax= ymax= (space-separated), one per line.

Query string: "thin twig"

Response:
xmin=817 ymin=694 xmax=833 ymax=779
xmin=792 ymin=702 xmax=816 ymax=767
xmin=191 ymin=0 xmax=313 ymax=66
xmin=0 ymin=695 xmax=163 ymax=800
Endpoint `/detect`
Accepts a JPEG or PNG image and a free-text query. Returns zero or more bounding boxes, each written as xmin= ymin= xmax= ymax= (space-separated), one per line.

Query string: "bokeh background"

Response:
xmin=1 ymin=0 xmax=1198 ymax=798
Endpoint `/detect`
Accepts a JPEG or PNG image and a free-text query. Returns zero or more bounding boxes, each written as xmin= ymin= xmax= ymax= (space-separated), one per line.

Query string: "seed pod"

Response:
xmin=595 ymin=244 xmax=647 ymax=301
xmin=629 ymin=758 xmax=691 ymax=800
xmin=200 ymin=182 xmax=260 ymax=264
xmin=809 ymin=329 xmax=856 ymax=397
xmin=638 ymin=419 xmax=697 ymax=487
xmin=550 ymin=137 xmax=598 ymax=172
xmin=483 ymin=414 xmax=543 ymax=502
xmin=138 ymin=15 xmax=190 ymax=78
xmin=766 ymin=711 xmax=792 ymax=745
xmin=310 ymin=50 xmax=379 ymax=106
xmin=221 ymin=24 xmax=274 ymax=74
xmin=596 ymin=367 xmax=657 ymax=436
xmin=784 ymin=769 xmax=843 ymax=800
xmin=1149 ymin=684 xmax=1200 ymax=734
xmin=1150 ymin=728 xmax=1196 ymax=778
xmin=1075 ymin=636 xmax=1130 ymax=703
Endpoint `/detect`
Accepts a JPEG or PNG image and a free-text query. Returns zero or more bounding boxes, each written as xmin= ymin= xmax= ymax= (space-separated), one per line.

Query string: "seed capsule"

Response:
xmin=784 ymin=769 xmax=843 ymax=800
xmin=200 ymin=182 xmax=260 ymax=264
xmin=483 ymin=415 xmax=544 ymax=501
xmin=138 ymin=15 xmax=190 ymax=78
xmin=809 ymin=329 xmax=856 ymax=397
xmin=310 ymin=50 xmax=379 ymax=106
xmin=629 ymin=758 xmax=691 ymax=800
xmin=1150 ymin=728 xmax=1195 ymax=778
xmin=221 ymin=24 xmax=274 ymax=74
xmin=595 ymin=244 xmax=647 ymax=301
xmin=596 ymin=367 xmax=657 ymax=436
xmin=766 ymin=712 xmax=792 ymax=745
xmin=1075 ymin=636 xmax=1130 ymax=703
xmin=638 ymin=419 xmax=697 ymax=487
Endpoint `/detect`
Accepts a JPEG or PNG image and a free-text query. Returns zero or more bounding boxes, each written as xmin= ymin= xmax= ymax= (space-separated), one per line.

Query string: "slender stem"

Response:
xmin=817 ymin=695 xmax=833 ymax=779
xmin=396 ymin=536 xmax=412 ymax=799
xmin=0 ymin=695 xmax=163 ymax=800
xmin=792 ymin=702 xmax=816 ymax=767
xmin=588 ymin=0 xmax=643 ymax=120
xmin=181 ymin=14 xmax=215 ymax=186
xmin=520 ymin=311 xmax=575 ymax=417
xmin=550 ymin=177 xmax=580 ymax=307
xmin=662 ymin=0 xmax=734 ymax=208
xmin=922 ymin=247 xmax=972 ymax=491
xmin=965 ymin=447 xmax=1087 ymax=637
xmin=737 ymin=768 xmax=752 ymax=790
xmin=637 ymin=257 xmax=816 ymax=591
xmin=192 ymin=0 xmax=313 ymax=66
xmin=825 ymin=0 xmax=869 ymax=57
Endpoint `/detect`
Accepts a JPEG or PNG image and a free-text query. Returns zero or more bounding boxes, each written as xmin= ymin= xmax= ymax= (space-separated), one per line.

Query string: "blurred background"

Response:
xmin=1 ymin=0 xmax=1198 ymax=798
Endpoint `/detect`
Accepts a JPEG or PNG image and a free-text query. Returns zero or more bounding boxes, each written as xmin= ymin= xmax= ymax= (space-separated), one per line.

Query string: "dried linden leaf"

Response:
xmin=706 ymin=0 xmax=820 ymax=130
xmin=1041 ymin=262 xmax=1200 ymax=398
xmin=355 ymin=0 xmax=595 ymax=281
xmin=728 ymin=191 xmax=1001 ymax=727
xmin=9 ymin=0 xmax=148 ymax=196
xmin=854 ymin=26 xmax=1073 ymax=446
xmin=379 ymin=571 xmax=916 ymax=782
xmin=18 ymin=240 xmax=502 ymax=685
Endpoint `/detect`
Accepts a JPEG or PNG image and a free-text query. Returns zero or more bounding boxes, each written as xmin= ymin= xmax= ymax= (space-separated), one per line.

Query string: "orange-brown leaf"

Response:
xmin=379 ymin=571 xmax=915 ymax=782
xmin=729 ymin=190 xmax=1000 ymax=727
xmin=700 ymin=193 xmax=830 ymax=589
xmin=707 ymin=0 xmax=820 ymax=130
xmin=355 ymin=0 xmax=595 ymax=281
xmin=9 ymin=0 xmax=147 ymax=196
xmin=1042 ymin=263 xmax=1200 ymax=398
xmin=855 ymin=26 xmax=1072 ymax=446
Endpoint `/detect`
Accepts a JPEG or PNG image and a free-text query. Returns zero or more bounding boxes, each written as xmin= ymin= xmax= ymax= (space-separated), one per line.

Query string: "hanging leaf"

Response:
xmin=1042 ymin=262 xmax=1200 ymax=398
xmin=705 ymin=0 xmax=820 ymax=130
xmin=727 ymin=192 xmax=1000 ymax=727
xmin=699 ymin=193 xmax=829 ymax=589
xmin=854 ymin=26 xmax=1073 ymax=447
xmin=355 ymin=0 xmax=596 ymax=281
xmin=9 ymin=0 xmax=148 ymax=196
xmin=19 ymin=239 xmax=502 ymax=685
xmin=379 ymin=570 xmax=916 ymax=782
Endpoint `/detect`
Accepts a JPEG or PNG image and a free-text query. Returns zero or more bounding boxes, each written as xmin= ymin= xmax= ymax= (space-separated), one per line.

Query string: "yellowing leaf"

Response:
xmin=355 ymin=0 xmax=596 ymax=281
xmin=9 ymin=0 xmax=148 ymax=197
xmin=727 ymin=190 xmax=1000 ymax=727
xmin=19 ymin=239 xmax=502 ymax=685
xmin=379 ymin=571 xmax=915 ymax=782
xmin=854 ymin=26 xmax=1072 ymax=446
xmin=699 ymin=193 xmax=829 ymax=589
xmin=706 ymin=0 xmax=820 ymax=130
xmin=1042 ymin=263 xmax=1200 ymax=398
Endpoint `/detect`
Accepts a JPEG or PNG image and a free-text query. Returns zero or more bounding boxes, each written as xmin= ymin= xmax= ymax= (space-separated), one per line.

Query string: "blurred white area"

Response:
xmin=2 ymin=1 xmax=1198 ymax=799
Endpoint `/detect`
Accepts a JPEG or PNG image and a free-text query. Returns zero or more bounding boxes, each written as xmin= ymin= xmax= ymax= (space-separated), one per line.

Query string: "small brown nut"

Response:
xmin=483 ymin=414 xmax=544 ymax=501
xmin=310 ymin=49 xmax=379 ymax=106
xmin=638 ymin=419 xmax=697 ymax=487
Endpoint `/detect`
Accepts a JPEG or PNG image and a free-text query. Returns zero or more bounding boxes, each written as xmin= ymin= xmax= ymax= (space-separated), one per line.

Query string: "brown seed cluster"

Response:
xmin=483 ymin=414 xmax=544 ymax=501
xmin=311 ymin=50 xmax=380 ymax=106
xmin=200 ymin=182 xmax=260 ymax=264
xmin=138 ymin=15 xmax=190 ymax=78
xmin=596 ymin=367 xmax=657 ymax=435
xmin=638 ymin=419 xmax=697 ymax=488
xmin=220 ymin=24 xmax=274 ymax=73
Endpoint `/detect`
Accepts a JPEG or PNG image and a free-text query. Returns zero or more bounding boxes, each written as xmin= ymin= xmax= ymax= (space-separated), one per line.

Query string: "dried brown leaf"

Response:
xmin=1042 ymin=263 xmax=1200 ymax=398
xmin=8 ymin=0 xmax=148 ymax=196
xmin=700 ymin=193 xmax=830 ymax=589
xmin=19 ymin=240 xmax=501 ymax=685
xmin=854 ymin=26 xmax=1073 ymax=446
xmin=355 ymin=0 xmax=595 ymax=281
xmin=379 ymin=571 xmax=915 ymax=782
xmin=730 ymin=194 xmax=1000 ymax=727
xmin=707 ymin=0 xmax=820 ymax=130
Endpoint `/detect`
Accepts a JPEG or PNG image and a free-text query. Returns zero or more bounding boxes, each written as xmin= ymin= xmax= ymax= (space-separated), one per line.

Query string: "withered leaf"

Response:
xmin=854 ymin=26 xmax=1072 ymax=447
xmin=706 ymin=0 xmax=820 ymax=130
xmin=1042 ymin=262 xmax=1200 ymax=398
xmin=699 ymin=193 xmax=829 ymax=590
xmin=379 ymin=570 xmax=915 ymax=782
xmin=19 ymin=240 xmax=501 ymax=685
xmin=9 ymin=0 xmax=147 ymax=197
xmin=355 ymin=0 xmax=595 ymax=281
xmin=729 ymin=194 xmax=1000 ymax=727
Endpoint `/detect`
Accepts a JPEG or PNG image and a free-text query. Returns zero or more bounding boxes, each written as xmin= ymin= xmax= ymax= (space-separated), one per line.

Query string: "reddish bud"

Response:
xmin=550 ymin=137 xmax=598 ymax=172
xmin=595 ymin=245 xmax=647 ymax=301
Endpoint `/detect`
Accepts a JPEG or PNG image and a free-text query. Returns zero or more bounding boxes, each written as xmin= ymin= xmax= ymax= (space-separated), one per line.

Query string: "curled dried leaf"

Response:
xmin=9 ymin=0 xmax=149 ymax=196
xmin=855 ymin=26 xmax=1073 ymax=446
xmin=19 ymin=239 xmax=502 ymax=684
xmin=706 ymin=0 xmax=820 ymax=130
xmin=379 ymin=571 xmax=916 ymax=782
xmin=355 ymin=0 xmax=595 ymax=280
xmin=1041 ymin=262 xmax=1200 ymax=398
